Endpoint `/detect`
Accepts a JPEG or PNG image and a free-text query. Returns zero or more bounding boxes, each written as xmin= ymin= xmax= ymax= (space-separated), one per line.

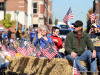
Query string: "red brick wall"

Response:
xmin=5 ymin=0 xmax=27 ymax=14
xmin=0 ymin=0 xmax=3 ymax=1
xmin=40 ymin=4 xmax=44 ymax=14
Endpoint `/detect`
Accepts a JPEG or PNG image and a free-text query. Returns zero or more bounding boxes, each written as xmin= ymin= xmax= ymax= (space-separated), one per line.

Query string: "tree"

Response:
xmin=87 ymin=8 xmax=93 ymax=21
xmin=1 ymin=13 xmax=15 ymax=28
xmin=54 ymin=19 xmax=58 ymax=25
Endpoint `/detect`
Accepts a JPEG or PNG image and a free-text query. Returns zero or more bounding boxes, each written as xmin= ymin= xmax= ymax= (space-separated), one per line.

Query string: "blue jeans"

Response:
xmin=64 ymin=50 xmax=97 ymax=71
xmin=96 ymin=52 xmax=100 ymax=65
xmin=20 ymin=38 xmax=25 ymax=42
xmin=0 ymin=62 xmax=9 ymax=69
xmin=55 ymin=52 xmax=64 ymax=58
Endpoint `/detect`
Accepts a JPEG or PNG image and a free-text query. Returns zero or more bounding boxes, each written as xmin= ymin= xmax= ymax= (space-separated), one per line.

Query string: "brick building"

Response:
xmin=0 ymin=0 xmax=53 ymax=29
xmin=33 ymin=0 xmax=53 ymax=29
xmin=0 ymin=0 xmax=28 ymax=28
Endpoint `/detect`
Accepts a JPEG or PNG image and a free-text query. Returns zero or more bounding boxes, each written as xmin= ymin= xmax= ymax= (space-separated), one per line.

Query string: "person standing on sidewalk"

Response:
xmin=30 ymin=29 xmax=35 ymax=44
xmin=7 ymin=28 xmax=12 ymax=42
xmin=64 ymin=20 xmax=97 ymax=73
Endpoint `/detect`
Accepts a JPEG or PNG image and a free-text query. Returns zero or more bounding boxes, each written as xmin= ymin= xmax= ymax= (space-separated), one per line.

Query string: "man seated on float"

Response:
xmin=64 ymin=20 xmax=97 ymax=72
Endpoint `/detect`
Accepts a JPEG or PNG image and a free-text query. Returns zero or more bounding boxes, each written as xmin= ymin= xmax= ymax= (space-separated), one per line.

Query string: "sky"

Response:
xmin=52 ymin=0 xmax=94 ymax=28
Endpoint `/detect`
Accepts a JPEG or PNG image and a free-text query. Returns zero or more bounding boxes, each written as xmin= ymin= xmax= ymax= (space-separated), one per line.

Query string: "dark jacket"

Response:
xmin=65 ymin=31 xmax=95 ymax=55
xmin=8 ymin=30 xmax=12 ymax=38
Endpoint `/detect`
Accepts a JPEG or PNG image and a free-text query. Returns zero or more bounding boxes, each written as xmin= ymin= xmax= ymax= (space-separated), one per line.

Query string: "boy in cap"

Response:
xmin=64 ymin=20 xmax=97 ymax=73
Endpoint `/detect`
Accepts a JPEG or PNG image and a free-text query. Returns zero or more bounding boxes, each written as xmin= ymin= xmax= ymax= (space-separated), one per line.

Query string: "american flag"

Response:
xmin=73 ymin=60 xmax=80 ymax=75
xmin=2 ymin=45 xmax=7 ymax=52
xmin=8 ymin=44 xmax=16 ymax=56
xmin=90 ymin=10 xmax=96 ymax=24
xmin=63 ymin=7 xmax=74 ymax=24
xmin=16 ymin=42 xmax=26 ymax=56
xmin=44 ymin=46 xmax=57 ymax=60
xmin=33 ymin=46 xmax=42 ymax=58
xmin=25 ymin=43 xmax=33 ymax=55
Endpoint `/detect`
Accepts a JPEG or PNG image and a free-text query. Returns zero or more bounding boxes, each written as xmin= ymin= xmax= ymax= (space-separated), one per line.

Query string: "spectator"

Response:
xmin=64 ymin=20 xmax=97 ymax=73
xmin=7 ymin=28 xmax=12 ymax=42
xmin=30 ymin=29 xmax=35 ymax=44
xmin=0 ymin=31 xmax=2 ymax=44
xmin=16 ymin=29 xmax=21 ymax=39
xmin=90 ymin=23 xmax=100 ymax=71
xmin=34 ymin=25 xmax=53 ymax=49
xmin=0 ymin=52 xmax=10 ymax=69
xmin=3 ymin=30 xmax=8 ymax=45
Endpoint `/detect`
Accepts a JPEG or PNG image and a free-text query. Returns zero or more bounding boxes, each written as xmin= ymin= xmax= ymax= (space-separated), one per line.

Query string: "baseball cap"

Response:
xmin=72 ymin=20 xmax=83 ymax=27
xmin=91 ymin=23 xmax=97 ymax=28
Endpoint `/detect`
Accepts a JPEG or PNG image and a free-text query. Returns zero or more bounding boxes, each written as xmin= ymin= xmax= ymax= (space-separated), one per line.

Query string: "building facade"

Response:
xmin=0 ymin=0 xmax=28 ymax=28
xmin=33 ymin=0 xmax=53 ymax=29
xmin=0 ymin=0 xmax=53 ymax=29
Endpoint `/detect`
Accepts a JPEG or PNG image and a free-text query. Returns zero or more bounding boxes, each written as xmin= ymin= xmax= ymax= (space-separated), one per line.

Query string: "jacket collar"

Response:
xmin=73 ymin=31 xmax=85 ymax=38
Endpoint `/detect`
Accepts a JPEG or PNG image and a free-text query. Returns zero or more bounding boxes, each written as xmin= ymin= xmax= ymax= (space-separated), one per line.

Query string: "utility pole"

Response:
xmin=15 ymin=10 xmax=19 ymax=31
xmin=4 ymin=0 xmax=6 ymax=20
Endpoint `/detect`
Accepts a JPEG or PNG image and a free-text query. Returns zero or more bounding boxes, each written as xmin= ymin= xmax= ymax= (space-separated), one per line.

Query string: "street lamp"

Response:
xmin=15 ymin=10 xmax=19 ymax=31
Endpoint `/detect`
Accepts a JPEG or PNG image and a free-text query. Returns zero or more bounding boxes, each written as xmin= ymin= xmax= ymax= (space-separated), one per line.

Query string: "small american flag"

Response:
xmin=2 ymin=45 xmax=7 ymax=52
xmin=16 ymin=42 xmax=26 ymax=56
xmin=44 ymin=46 xmax=57 ymax=60
xmin=63 ymin=7 xmax=74 ymax=24
xmin=73 ymin=60 xmax=80 ymax=75
xmin=8 ymin=44 xmax=16 ymax=56
xmin=33 ymin=46 xmax=42 ymax=58
xmin=25 ymin=43 xmax=33 ymax=55
xmin=90 ymin=10 xmax=96 ymax=24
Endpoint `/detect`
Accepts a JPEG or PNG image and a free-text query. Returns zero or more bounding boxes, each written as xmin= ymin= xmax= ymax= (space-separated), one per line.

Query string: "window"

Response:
xmin=33 ymin=3 xmax=37 ymax=14
xmin=0 ymin=2 xmax=4 ymax=11
xmin=59 ymin=30 xmax=71 ymax=35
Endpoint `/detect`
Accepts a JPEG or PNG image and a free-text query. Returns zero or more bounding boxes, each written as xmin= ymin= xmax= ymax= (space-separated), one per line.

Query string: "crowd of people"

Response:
xmin=0 ymin=20 xmax=100 ymax=75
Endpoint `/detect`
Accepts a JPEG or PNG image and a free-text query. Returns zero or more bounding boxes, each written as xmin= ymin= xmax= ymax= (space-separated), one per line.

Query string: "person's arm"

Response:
xmin=86 ymin=34 xmax=96 ymax=58
xmin=57 ymin=38 xmax=62 ymax=46
xmin=86 ymin=34 xmax=95 ymax=51
xmin=34 ymin=36 xmax=39 ymax=46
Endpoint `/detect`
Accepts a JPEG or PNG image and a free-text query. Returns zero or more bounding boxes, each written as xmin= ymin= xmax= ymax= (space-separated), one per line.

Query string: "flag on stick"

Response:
xmin=90 ymin=10 xmax=96 ymax=24
xmin=44 ymin=46 xmax=57 ymax=60
xmin=25 ymin=43 xmax=33 ymax=55
xmin=16 ymin=42 xmax=26 ymax=56
xmin=2 ymin=45 xmax=7 ymax=52
xmin=63 ymin=7 xmax=74 ymax=24
xmin=33 ymin=46 xmax=42 ymax=58
xmin=8 ymin=44 xmax=16 ymax=56
xmin=73 ymin=60 xmax=80 ymax=75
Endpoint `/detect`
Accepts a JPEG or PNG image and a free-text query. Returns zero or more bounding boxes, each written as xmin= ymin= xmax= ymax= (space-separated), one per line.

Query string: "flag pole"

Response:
xmin=73 ymin=60 xmax=75 ymax=75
